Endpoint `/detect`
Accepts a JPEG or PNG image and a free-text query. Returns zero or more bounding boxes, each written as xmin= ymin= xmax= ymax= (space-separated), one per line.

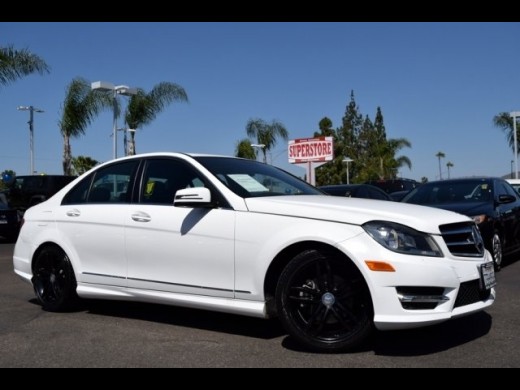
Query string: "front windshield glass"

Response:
xmin=403 ymin=180 xmax=493 ymax=205
xmin=194 ymin=157 xmax=323 ymax=198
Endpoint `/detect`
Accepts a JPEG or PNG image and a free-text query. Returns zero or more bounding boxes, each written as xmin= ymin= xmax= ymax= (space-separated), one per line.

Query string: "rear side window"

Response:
xmin=62 ymin=161 xmax=139 ymax=205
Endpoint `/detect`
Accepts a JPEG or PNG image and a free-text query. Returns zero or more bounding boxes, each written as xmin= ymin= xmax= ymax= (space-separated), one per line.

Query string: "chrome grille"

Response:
xmin=439 ymin=222 xmax=485 ymax=258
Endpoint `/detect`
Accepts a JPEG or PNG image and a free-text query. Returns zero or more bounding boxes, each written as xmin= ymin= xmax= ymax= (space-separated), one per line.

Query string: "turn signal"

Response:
xmin=365 ymin=261 xmax=396 ymax=272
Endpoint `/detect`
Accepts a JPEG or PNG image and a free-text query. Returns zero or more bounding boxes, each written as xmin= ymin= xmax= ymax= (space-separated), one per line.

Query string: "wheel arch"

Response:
xmin=263 ymin=240 xmax=371 ymax=317
xmin=31 ymin=242 xmax=69 ymax=272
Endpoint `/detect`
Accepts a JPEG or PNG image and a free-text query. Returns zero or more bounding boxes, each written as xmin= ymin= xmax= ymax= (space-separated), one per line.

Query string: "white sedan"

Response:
xmin=13 ymin=153 xmax=496 ymax=352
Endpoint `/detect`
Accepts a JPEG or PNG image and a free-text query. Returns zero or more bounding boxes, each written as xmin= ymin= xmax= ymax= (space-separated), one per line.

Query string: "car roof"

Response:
xmin=319 ymin=184 xmax=363 ymax=189
xmin=422 ymin=177 xmax=499 ymax=185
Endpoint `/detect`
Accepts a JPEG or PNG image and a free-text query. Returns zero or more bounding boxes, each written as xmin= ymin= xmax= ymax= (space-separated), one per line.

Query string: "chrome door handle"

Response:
xmin=66 ymin=209 xmax=81 ymax=217
xmin=131 ymin=212 xmax=152 ymax=223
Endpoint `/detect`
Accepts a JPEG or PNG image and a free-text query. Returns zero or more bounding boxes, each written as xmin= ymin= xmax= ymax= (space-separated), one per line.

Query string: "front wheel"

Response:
xmin=32 ymin=246 xmax=78 ymax=312
xmin=276 ymin=250 xmax=373 ymax=353
xmin=491 ymin=233 xmax=503 ymax=272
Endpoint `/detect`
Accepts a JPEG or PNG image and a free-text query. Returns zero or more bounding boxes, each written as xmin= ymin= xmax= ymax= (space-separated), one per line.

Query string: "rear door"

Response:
xmin=56 ymin=160 xmax=140 ymax=287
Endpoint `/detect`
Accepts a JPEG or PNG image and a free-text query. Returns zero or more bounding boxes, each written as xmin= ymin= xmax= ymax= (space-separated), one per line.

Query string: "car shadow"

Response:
xmin=30 ymin=295 xmax=493 ymax=353
xmin=370 ymin=311 xmax=493 ymax=356
xmin=502 ymin=253 xmax=519 ymax=269
xmin=281 ymin=311 xmax=493 ymax=355
xmin=0 ymin=237 xmax=15 ymax=244
xmin=81 ymin=299 xmax=286 ymax=340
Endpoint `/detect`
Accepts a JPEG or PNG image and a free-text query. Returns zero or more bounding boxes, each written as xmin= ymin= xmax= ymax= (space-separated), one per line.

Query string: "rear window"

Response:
xmin=367 ymin=180 xmax=418 ymax=193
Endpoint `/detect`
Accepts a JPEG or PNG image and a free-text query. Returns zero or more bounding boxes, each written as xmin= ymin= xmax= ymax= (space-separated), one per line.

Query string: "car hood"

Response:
xmin=245 ymin=195 xmax=471 ymax=234
xmin=418 ymin=202 xmax=491 ymax=217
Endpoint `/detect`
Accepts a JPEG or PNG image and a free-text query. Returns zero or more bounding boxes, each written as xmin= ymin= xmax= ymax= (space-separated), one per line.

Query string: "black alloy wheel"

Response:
xmin=32 ymin=246 xmax=78 ymax=312
xmin=276 ymin=250 xmax=373 ymax=352
xmin=491 ymin=233 xmax=502 ymax=272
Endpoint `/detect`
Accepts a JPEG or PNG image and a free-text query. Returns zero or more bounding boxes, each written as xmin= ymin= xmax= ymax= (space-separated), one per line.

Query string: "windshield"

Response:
xmin=194 ymin=157 xmax=323 ymax=198
xmin=403 ymin=180 xmax=493 ymax=205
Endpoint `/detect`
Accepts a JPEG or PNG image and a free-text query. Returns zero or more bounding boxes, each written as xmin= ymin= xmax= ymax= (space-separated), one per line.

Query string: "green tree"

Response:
xmin=446 ymin=161 xmax=454 ymax=179
xmin=71 ymin=156 xmax=99 ymax=176
xmin=245 ymin=119 xmax=289 ymax=163
xmin=0 ymin=45 xmax=50 ymax=87
xmin=59 ymin=78 xmax=112 ymax=176
xmin=493 ymin=112 xmax=518 ymax=153
xmin=124 ymin=82 xmax=188 ymax=155
xmin=235 ymin=139 xmax=257 ymax=160
xmin=315 ymin=92 xmax=412 ymax=185
xmin=380 ymin=138 xmax=412 ymax=179
xmin=340 ymin=91 xmax=364 ymax=179
xmin=0 ymin=170 xmax=16 ymax=191
xmin=436 ymin=151 xmax=445 ymax=180
xmin=421 ymin=177 xmax=429 ymax=184
xmin=313 ymin=117 xmax=343 ymax=185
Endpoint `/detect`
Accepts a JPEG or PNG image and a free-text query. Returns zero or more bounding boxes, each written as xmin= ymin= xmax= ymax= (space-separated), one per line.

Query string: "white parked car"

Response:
xmin=13 ymin=153 xmax=496 ymax=352
xmin=506 ymin=178 xmax=520 ymax=194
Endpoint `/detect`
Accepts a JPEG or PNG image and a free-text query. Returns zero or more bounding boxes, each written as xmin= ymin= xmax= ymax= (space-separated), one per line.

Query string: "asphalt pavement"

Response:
xmin=0 ymin=241 xmax=518 ymax=367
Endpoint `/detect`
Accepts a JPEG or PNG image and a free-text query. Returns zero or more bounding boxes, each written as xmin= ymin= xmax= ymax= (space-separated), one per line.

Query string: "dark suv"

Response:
xmin=0 ymin=175 xmax=76 ymax=241
xmin=365 ymin=178 xmax=419 ymax=194
xmin=7 ymin=175 xmax=76 ymax=212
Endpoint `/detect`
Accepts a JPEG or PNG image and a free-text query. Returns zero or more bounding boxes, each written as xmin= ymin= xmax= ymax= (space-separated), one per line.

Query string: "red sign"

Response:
xmin=288 ymin=137 xmax=334 ymax=164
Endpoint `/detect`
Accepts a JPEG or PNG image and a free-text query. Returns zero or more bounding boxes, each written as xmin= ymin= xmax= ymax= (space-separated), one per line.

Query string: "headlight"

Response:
xmin=363 ymin=221 xmax=443 ymax=257
xmin=471 ymin=215 xmax=487 ymax=225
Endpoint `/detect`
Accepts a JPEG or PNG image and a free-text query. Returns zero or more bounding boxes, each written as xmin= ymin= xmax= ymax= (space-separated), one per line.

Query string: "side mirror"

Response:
xmin=498 ymin=194 xmax=516 ymax=204
xmin=174 ymin=187 xmax=214 ymax=208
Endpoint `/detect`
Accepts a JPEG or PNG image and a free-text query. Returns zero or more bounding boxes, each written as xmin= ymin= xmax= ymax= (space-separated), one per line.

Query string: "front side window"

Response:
xmin=62 ymin=161 xmax=139 ymax=205
xmin=140 ymin=159 xmax=208 ymax=205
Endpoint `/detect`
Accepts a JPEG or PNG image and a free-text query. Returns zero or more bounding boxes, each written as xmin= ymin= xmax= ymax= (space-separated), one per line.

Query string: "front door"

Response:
xmin=125 ymin=158 xmax=235 ymax=298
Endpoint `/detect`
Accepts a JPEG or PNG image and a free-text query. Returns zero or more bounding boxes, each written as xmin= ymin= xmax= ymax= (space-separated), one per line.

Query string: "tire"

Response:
xmin=31 ymin=246 xmax=78 ymax=312
xmin=491 ymin=233 xmax=503 ymax=272
xmin=276 ymin=249 xmax=373 ymax=353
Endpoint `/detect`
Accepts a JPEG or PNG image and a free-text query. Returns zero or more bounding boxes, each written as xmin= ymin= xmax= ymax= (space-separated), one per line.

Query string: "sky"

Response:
xmin=1 ymin=22 xmax=519 ymax=181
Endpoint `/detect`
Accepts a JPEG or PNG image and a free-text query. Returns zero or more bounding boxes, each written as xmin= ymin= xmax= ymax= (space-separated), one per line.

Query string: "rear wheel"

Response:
xmin=32 ymin=246 xmax=78 ymax=312
xmin=276 ymin=249 xmax=373 ymax=352
xmin=491 ymin=233 xmax=502 ymax=272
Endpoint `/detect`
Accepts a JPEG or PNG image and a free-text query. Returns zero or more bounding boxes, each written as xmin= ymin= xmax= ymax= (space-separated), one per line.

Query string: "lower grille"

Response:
xmin=454 ymin=280 xmax=491 ymax=308
xmin=397 ymin=286 xmax=447 ymax=310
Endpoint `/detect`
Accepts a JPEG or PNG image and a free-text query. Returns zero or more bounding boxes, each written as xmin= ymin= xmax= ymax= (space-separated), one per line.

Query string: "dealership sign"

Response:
xmin=288 ymin=137 xmax=334 ymax=164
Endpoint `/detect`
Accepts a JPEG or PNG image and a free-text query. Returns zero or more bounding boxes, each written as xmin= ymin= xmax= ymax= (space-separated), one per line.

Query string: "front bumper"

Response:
xmin=337 ymin=233 xmax=496 ymax=331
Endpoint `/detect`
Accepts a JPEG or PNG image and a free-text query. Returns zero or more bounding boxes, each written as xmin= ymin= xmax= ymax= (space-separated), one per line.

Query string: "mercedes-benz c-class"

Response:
xmin=13 ymin=153 xmax=496 ymax=352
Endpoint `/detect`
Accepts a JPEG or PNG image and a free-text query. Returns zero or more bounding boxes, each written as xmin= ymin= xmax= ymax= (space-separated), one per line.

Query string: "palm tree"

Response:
xmin=235 ymin=139 xmax=257 ymax=160
xmin=71 ymin=156 xmax=99 ymax=176
xmin=59 ymin=78 xmax=112 ymax=175
xmin=493 ymin=112 xmax=518 ymax=153
xmin=0 ymin=45 xmax=50 ymax=87
xmin=246 ymin=119 xmax=288 ymax=163
xmin=379 ymin=138 xmax=412 ymax=179
xmin=446 ymin=161 xmax=454 ymax=179
xmin=436 ymin=151 xmax=445 ymax=180
xmin=124 ymin=82 xmax=188 ymax=155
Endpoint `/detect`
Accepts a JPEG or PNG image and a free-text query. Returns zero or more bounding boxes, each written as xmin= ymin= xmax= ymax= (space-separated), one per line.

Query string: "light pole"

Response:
xmin=343 ymin=158 xmax=354 ymax=184
xmin=91 ymin=81 xmax=137 ymax=160
xmin=17 ymin=105 xmax=44 ymax=174
xmin=251 ymin=144 xmax=267 ymax=163
xmin=510 ymin=112 xmax=520 ymax=180
xmin=511 ymin=160 xmax=515 ymax=179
